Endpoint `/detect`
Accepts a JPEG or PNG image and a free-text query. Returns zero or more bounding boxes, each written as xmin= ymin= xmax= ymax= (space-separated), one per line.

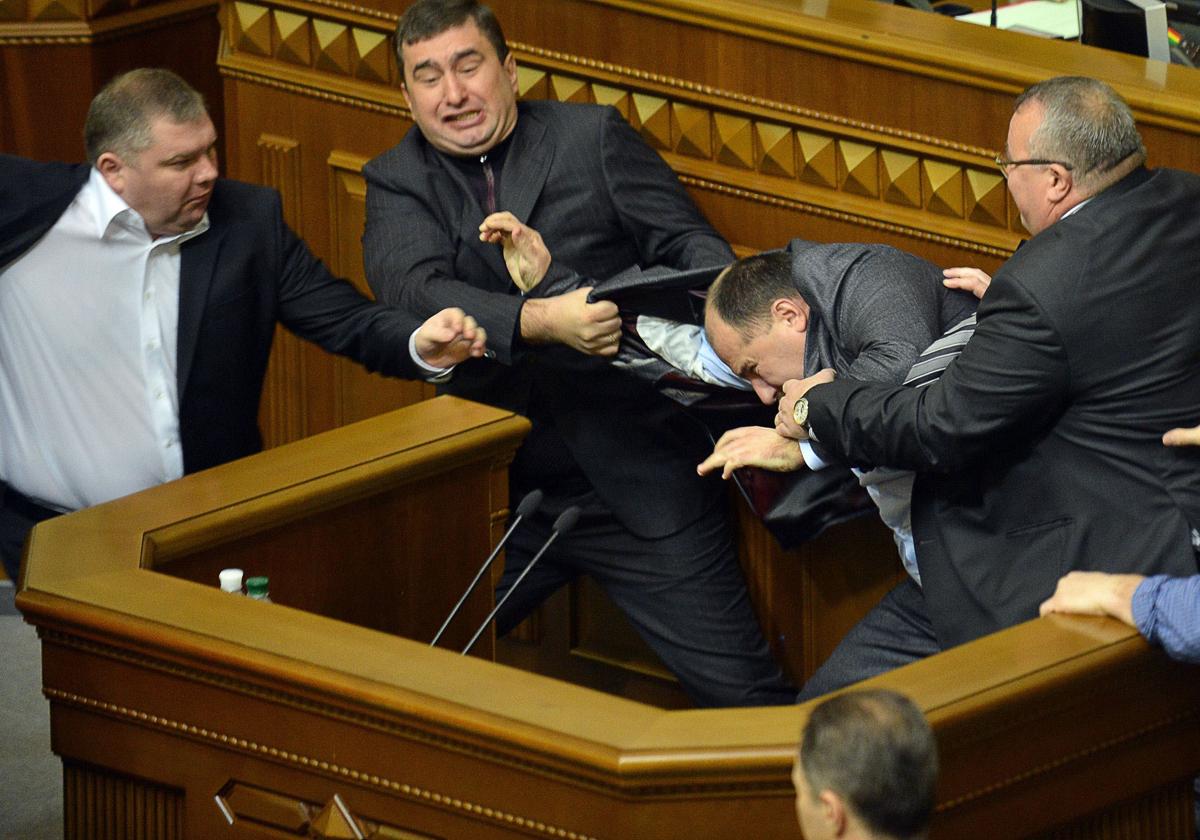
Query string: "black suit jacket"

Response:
xmin=362 ymin=101 xmax=734 ymax=537
xmin=806 ymin=167 xmax=1200 ymax=647
xmin=0 ymin=155 xmax=424 ymax=477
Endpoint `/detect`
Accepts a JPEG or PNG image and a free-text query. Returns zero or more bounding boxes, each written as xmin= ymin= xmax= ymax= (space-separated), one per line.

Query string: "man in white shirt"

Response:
xmin=0 ymin=68 xmax=487 ymax=582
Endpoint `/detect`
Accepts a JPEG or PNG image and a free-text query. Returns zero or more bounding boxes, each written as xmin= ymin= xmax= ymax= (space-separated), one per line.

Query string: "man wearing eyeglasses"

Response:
xmin=775 ymin=75 xmax=1200 ymax=687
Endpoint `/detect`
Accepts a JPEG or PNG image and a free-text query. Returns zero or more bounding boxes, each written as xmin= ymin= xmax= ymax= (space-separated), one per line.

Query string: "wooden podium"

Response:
xmin=16 ymin=397 xmax=1200 ymax=839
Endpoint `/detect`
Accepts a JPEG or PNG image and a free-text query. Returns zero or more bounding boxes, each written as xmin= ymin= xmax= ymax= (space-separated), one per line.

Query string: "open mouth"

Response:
xmin=445 ymin=110 xmax=482 ymax=125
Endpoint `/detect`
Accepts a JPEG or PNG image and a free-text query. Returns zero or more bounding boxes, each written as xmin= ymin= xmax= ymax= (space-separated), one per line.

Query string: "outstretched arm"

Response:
xmin=412 ymin=308 xmax=488 ymax=369
xmin=697 ymin=426 xmax=806 ymax=480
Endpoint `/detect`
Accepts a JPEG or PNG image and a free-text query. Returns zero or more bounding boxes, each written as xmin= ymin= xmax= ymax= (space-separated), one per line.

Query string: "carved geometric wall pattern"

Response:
xmin=217 ymin=781 xmax=440 ymax=839
xmin=881 ymin=150 xmax=921 ymax=209
xmin=272 ymin=8 xmax=309 ymax=67
xmin=714 ymin=113 xmax=753 ymax=170
xmin=220 ymin=4 xmax=1020 ymax=244
xmin=923 ymin=160 xmax=964 ymax=218
xmin=352 ymin=27 xmax=390 ymax=84
xmin=230 ymin=1 xmax=271 ymax=57
xmin=965 ymin=169 xmax=1009 ymax=227
xmin=27 ymin=0 xmax=83 ymax=20
xmin=548 ymin=73 xmax=589 ymax=104
xmin=838 ymin=139 xmax=879 ymax=199
xmin=0 ymin=0 xmax=178 ymax=21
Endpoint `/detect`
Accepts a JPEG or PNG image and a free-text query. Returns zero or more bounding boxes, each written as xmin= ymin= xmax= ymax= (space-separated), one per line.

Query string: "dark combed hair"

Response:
xmin=706 ymin=250 xmax=797 ymax=338
xmin=84 ymin=68 xmax=207 ymax=165
xmin=800 ymin=689 xmax=938 ymax=840
xmin=1015 ymin=76 xmax=1146 ymax=191
xmin=394 ymin=0 xmax=510 ymax=72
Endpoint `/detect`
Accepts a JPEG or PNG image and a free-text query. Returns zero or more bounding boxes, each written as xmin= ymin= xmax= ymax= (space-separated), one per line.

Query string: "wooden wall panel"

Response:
xmin=0 ymin=0 xmax=223 ymax=161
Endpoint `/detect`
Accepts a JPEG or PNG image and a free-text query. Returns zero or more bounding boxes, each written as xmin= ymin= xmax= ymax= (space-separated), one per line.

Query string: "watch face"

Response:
xmin=792 ymin=397 xmax=809 ymax=427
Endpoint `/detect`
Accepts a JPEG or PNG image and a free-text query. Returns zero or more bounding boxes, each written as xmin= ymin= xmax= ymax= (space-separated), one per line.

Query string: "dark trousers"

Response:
xmin=797 ymin=577 xmax=941 ymax=702
xmin=494 ymin=492 xmax=795 ymax=708
xmin=0 ymin=483 xmax=63 ymax=583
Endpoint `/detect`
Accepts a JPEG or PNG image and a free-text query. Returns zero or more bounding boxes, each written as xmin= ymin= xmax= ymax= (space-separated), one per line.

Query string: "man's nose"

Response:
xmin=752 ymin=380 xmax=778 ymax=405
xmin=196 ymin=152 xmax=218 ymax=183
xmin=443 ymin=74 xmax=468 ymax=104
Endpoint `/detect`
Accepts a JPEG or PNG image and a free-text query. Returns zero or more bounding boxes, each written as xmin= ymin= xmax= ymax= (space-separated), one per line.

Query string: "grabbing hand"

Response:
xmin=942 ymin=266 xmax=992 ymax=300
xmin=413 ymin=307 xmax=488 ymax=369
xmin=696 ymin=426 xmax=806 ymax=480
xmin=479 ymin=211 xmax=551 ymax=293
xmin=1038 ymin=570 xmax=1142 ymax=627
xmin=520 ymin=287 xmax=622 ymax=357
xmin=775 ymin=369 xmax=836 ymax=439
xmin=1163 ymin=424 xmax=1200 ymax=447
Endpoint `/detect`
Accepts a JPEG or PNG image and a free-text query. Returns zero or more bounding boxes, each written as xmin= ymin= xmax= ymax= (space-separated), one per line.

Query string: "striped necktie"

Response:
xmin=904 ymin=313 xmax=977 ymax=387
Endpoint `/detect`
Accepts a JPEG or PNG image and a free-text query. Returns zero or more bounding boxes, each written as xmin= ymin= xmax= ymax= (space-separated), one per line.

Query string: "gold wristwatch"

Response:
xmin=792 ymin=396 xmax=809 ymax=429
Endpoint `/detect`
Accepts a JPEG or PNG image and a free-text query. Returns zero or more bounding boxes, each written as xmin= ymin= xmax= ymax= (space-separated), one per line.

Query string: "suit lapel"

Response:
xmin=499 ymin=114 xmax=552 ymax=224
xmin=177 ymin=224 xmax=227 ymax=396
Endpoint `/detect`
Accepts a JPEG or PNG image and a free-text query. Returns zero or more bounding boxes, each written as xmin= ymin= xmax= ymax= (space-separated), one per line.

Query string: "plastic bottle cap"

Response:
xmin=219 ymin=568 xmax=244 ymax=593
xmin=245 ymin=576 xmax=270 ymax=599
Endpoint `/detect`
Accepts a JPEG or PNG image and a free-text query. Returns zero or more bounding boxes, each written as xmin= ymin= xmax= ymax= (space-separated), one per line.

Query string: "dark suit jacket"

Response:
xmin=806 ymin=167 xmax=1200 ymax=647
xmin=362 ymin=101 xmax=734 ymax=537
xmin=0 ymin=154 xmax=424 ymax=476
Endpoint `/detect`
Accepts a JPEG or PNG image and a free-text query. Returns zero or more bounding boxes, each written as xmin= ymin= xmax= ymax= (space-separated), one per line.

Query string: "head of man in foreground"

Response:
xmin=794 ymin=689 xmax=938 ymax=840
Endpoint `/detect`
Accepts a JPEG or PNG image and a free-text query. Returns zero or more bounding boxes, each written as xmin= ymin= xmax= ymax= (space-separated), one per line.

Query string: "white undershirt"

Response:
xmin=0 ymin=169 xmax=206 ymax=511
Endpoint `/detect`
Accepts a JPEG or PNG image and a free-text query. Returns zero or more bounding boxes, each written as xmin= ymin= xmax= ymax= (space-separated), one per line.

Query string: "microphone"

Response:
xmin=461 ymin=505 xmax=581 ymax=656
xmin=429 ymin=489 xmax=543 ymax=647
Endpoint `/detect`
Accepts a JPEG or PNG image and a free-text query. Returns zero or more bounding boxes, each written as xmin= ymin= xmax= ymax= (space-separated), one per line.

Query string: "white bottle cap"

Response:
xmin=219 ymin=568 xmax=244 ymax=593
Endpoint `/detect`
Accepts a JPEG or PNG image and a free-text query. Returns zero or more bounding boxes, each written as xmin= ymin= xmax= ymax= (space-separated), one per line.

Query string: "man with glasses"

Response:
xmin=774 ymin=75 xmax=1200 ymax=689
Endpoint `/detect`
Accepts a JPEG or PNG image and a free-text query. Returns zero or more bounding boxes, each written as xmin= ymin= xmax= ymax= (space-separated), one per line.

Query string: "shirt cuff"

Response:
xmin=408 ymin=329 xmax=454 ymax=380
xmin=1131 ymin=575 xmax=1166 ymax=642
xmin=800 ymin=440 xmax=829 ymax=472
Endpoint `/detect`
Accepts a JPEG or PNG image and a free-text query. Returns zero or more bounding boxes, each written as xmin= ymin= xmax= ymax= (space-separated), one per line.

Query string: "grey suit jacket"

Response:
xmin=362 ymin=101 xmax=734 ymax=537
xmin=806 ymin=167 xmax=1200 ymax=647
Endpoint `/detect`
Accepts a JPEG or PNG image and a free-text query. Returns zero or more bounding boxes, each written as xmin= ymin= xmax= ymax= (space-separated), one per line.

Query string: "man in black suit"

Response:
xmin=780 ymin=76 xmax=1200 ymax=678
xmin=362 ymin=0 xmax=792 ymax=705
xmin=0 ymin=68 xmax=488 ymax=583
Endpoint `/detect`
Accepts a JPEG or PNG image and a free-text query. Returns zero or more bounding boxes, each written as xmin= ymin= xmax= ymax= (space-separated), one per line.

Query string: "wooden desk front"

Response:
xmin=16 ymin=396 xmax=1200 ymax=839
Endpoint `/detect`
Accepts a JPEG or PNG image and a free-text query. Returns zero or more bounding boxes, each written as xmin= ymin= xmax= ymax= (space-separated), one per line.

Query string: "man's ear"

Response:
xmin=771 ymin=297 xmax=808 ymax=334
xmin=95 ymin=152 xmax=125 ymax=196
xmin=819 ymin=789 xmax=849 ymax=837
xmin=1047 ymin=163 xmax=1073 ymax=203
xmin=503 ymin=51 xmax=518 ymax=94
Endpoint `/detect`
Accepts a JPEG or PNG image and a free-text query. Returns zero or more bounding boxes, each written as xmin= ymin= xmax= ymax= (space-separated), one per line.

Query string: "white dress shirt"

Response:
xmin=0 ymin=170 xmax=451 ymax=514
xmin=0 ymin=169 xmax=208 ymax=511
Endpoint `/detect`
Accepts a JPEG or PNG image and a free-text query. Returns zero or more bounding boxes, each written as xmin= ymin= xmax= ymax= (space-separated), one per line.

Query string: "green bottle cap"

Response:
xmin=245 ymin=576 xmax=270 ymax=599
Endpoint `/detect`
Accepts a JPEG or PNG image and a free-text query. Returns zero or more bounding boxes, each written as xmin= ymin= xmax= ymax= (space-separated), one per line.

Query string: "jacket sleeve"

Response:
xmin=272 ymin=202 xmax=424 ymax=380
xmin=1133 ymin=574 xmax=1200 ymax=664
xmin=597 ymin=106 xmax=734 ymax=272
xmin=806 ymin=272 xmax=1070 ymax=472
xmin=363 ymin=159 xmax=527 ymax=366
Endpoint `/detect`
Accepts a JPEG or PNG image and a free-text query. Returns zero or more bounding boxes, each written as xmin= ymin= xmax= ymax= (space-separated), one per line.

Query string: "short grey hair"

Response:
xmin=84 ymin=68 xmax=208 ymax=165
xmin=1015 ymin=76 xmax=1146 ymax=192
xmin=800 ymin=689 xmax=938 ymax=840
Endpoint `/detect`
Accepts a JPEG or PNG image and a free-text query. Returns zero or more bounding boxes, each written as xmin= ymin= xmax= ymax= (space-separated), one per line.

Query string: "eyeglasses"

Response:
xmin=994 ymin=155 xmax=1075 ymax=178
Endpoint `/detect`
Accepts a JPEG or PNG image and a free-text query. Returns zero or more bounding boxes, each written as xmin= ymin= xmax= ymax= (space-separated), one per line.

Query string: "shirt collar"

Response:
xmin=1061 ymin=197 xmax=1092 ymax=221
xmin=85 ymin=167 xmax=210 ymax=245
